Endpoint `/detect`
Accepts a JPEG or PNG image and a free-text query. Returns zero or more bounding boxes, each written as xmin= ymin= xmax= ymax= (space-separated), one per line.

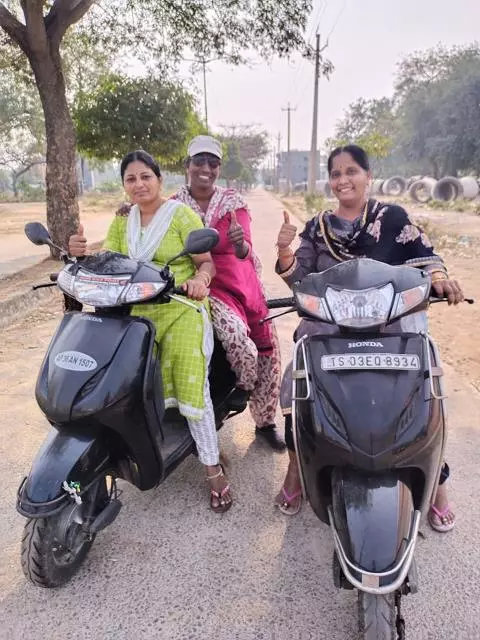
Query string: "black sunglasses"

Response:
xmin=191 ymin=154 xmax=221 ymax=169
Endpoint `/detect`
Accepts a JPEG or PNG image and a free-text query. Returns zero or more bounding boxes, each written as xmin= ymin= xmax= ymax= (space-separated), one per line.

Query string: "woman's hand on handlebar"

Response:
xmin=181 ymin=275 xmax=209 ymax=301
xmin=68 ymin=223 xmax=88 ymax=257
xmin=432 ymin=277 xmax=464 ymax=305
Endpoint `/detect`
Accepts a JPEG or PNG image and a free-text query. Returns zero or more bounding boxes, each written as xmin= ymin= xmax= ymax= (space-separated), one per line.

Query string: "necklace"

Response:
xmin=319 ymin=199 xmax=369 ymax=262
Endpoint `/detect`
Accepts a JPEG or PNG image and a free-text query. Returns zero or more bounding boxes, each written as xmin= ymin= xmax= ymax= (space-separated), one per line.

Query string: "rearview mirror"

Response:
xmin=24 ymin=222 xmax=52 ymax=246
xmin=184 ymin=228 xmax=219 ymax=255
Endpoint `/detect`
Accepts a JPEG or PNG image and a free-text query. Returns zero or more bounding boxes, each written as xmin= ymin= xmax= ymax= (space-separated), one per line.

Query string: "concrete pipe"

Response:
xmin=408 ymin=177 xmax=437 ymax=203
xmin=432 ymin=177 xmax=462 ymax=202
xmin=371 ymin=179 xmax=384 ymax=196
xmin=459 ymin=176 xmax=479 ymax=200
xmin=382 ymin=176 xmax=407 ymax=197
xmin=407 ymin=175 xmax=423 ymax=189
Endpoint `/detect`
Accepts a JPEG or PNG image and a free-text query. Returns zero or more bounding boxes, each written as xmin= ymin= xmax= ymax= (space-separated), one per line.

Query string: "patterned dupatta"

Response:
xmin=172 ymin=186 xmax=263 ymax=276
xmin=306 ymin=198 xmax=445 ymax=271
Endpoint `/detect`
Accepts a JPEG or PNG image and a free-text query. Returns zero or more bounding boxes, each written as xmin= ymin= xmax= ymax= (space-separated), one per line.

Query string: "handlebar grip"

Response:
xmin=171 ymin=286 xmax=187 ymax=296
xmin=267 ymin=297 xmax=295 ymax=309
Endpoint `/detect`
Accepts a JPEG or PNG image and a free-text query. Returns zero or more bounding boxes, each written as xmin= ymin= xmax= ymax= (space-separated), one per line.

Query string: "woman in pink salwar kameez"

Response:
xmin=173 ymin=135 xmax=284 ymax=451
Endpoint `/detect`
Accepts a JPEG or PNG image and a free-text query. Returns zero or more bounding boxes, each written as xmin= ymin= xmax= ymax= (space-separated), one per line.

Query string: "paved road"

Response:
xmin=0 ymin=190 xmax=479 ymax=639
xmin=0 ymin=211 xmax=112 ymax=278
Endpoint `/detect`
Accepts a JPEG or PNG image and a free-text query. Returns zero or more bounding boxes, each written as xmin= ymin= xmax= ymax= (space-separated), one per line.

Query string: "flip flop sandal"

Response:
xmin=276 ymin=487 xmax=302 ymax=516
xmin=207 ymin=466 xmax=233 ymax=514
xmin=428 ymin=504 xmax=456 ymax=533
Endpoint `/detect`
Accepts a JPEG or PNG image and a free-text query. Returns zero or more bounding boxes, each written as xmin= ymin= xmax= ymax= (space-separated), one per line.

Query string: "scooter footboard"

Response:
xmin=17 ymin=427 xmax=109 ymax=518
xmin=330 ymin=467 xmax=420 ymax=595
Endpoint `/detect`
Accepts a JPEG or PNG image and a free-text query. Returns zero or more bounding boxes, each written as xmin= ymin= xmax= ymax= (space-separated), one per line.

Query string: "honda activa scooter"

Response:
xmin=265 ymin=258 xmax=473 ymax=640
xmin=17 ymin=222 xmax=245 ymax=588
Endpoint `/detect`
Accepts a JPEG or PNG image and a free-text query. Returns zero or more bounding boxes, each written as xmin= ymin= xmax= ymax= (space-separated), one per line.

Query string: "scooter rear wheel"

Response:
xmin=358 ymin=592 xmax=396 ymax=640
xmin=20 ymin=477 xmax=110 ymax=588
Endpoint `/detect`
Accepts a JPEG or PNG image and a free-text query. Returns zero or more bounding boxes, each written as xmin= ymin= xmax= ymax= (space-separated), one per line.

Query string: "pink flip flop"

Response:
xmin=428 ymin=504 xmax=456 ymax=533
xmin=275 ymin=487 xmax=302 ymax=516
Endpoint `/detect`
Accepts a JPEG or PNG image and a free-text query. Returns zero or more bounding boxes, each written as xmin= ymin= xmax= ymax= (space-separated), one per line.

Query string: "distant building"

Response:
xmin=276 ymin=150 xmax=328 ymax=188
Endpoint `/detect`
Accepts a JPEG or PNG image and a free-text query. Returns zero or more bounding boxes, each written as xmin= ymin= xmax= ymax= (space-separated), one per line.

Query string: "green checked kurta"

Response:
xmin=103 ymin=204 xmax=211 ymax=420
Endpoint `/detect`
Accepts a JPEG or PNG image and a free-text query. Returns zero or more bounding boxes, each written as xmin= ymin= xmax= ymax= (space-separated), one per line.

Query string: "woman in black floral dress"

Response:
xmin=274 ymin=145 xmax=463 ymax=532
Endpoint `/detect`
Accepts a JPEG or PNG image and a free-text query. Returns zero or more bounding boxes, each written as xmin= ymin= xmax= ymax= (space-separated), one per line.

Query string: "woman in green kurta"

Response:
xmin=69 ymin=150 xmax=232 ymax=513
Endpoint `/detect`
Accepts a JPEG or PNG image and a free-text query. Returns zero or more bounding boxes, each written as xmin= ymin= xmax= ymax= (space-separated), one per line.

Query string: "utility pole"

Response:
xmin=308 ymin=34 xmax=329 ymax=195
xmin=201 ymin=59 xmax=209 ymax=131
xmin=275 ymin=132 xmax=281 ymax=190
xmin=282 ymin=104 xmax=296 ymax=194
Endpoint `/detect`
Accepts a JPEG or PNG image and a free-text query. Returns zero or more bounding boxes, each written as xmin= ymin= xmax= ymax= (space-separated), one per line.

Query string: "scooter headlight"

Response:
xmin=390 ymin=284 xmax=429 ymax=320
xmin=295 ymin=292 xmax=332 ymax=322
xmin=58 ymin=266 xmax=167 ymax=307
xmin=325 ymin=283 xmax=394 ymax=328
xmin=120 ymin=281 xmax=166 ymax=303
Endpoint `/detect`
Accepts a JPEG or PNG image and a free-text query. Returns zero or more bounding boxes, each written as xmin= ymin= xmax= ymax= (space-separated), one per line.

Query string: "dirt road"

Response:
xmin=0 ymin=190 xmax=479 ymax=639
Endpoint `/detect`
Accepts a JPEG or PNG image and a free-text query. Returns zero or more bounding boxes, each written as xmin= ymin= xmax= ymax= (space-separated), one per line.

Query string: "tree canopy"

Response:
xmin=74 ymin=74 xmax=204 ymax=167
xmin=329 ymin=43 xmax=480 ymax=179
xmin=0 ymin=0 xmax=312 ymax=250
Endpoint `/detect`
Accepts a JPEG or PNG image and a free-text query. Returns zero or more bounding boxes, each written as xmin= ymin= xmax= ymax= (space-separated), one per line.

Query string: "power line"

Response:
xmin=325 ymin=0 xmax=347 ymax=42
xmin=285 ymin=1 xmax=328 ymax=107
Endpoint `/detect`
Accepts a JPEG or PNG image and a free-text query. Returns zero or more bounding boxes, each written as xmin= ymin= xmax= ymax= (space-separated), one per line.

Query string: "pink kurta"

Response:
xmin=209 ymin=208 xmax=272 ymax=352
xmin=172 ymin=187 xmax=273 ymax=353
xmin=172 ymin=186 xmax=281 ymax=426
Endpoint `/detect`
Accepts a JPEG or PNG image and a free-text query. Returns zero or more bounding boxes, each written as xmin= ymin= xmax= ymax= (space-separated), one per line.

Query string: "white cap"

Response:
xmin=187 ymin=135 xmax=223 ymax=160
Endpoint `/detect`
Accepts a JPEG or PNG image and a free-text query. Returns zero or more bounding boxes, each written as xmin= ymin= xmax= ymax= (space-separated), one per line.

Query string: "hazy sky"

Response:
xmin=180 ymin=0 xmax=480 ymax=154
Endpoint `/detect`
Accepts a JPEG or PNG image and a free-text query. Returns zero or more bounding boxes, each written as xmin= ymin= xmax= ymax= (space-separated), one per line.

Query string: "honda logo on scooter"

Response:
xmin=348 ymin=341 xmax=383 ymax=348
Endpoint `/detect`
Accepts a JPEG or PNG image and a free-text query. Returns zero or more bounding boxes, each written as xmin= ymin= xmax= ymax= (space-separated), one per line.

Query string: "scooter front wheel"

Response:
xmin=20 ymin=476 xmax=110 ymax=588
xmin=358 ymin=592 xmax=396 ymax=640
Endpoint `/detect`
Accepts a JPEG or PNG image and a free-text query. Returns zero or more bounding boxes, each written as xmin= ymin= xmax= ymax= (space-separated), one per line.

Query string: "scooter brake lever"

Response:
xmin=32 ymin=282 xmax=57 ymax=291
xmin=260 ymin=307 xmax=296 ymax=324
xmin=167 ymin=293 xmax=202 ymax=312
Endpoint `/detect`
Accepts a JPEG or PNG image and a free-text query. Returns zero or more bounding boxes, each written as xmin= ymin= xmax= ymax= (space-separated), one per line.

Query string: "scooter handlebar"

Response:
xmin=267 ymin=297 xmax=296 ymax=309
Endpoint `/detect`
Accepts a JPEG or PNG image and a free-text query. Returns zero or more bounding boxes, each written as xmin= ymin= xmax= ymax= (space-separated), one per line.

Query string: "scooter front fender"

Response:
xmin=17 ymin=426 xmax=109 ymax=518
xmin=330 ymin=467 xmax=420 ymax=594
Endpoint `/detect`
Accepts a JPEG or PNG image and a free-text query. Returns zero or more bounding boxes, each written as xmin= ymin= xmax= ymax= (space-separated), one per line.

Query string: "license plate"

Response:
xmin=320 ymin=353 xmax=421 ymax=371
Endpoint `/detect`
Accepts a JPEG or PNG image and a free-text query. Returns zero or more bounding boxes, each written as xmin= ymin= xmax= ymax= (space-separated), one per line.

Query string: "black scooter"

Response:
xmin=265 ymin=258 xmax=473 ymax=640
xmin=16 ymin=222 xmax=246 ymax=588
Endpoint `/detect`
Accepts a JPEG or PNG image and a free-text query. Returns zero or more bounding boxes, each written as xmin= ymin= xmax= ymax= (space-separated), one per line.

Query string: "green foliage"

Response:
xmin=329 ymin=43 xmax=480 ymax=179
xmin=75 ymin=0 xmax=313 ymax=68
xmin=74 ymin=74 xmax=203 ymax=166
xmin=222 ymin=143 xmax=244 ymax=183
xmin=396 ymin=47 xmax=480 ymax=177
xmin=0 ymin=66 xmax=45 ymax=189
xmin=218 ymin=126 xmax=269 ymax=180
xmin=93 ymin=180 xmax=123 ymax=194
xmin=304 ymin=192 xmax=326 ymax=215
xmin=17 ymin=181 xmax=46 ymax=202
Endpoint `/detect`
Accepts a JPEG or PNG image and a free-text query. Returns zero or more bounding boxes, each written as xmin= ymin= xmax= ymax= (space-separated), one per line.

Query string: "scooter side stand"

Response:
xmin=395 ymin=591 xmax=406 ymax=640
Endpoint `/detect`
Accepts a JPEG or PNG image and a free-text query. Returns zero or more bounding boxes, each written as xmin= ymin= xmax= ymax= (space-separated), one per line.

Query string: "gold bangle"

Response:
xmin=195 ymin=271 xmax=211 ymax=288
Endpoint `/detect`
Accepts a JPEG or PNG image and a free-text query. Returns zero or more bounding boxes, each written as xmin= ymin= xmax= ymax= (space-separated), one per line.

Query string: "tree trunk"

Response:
xmin=12 ymin=172 xmax=19 ymax=198
xmin=27 ymin=45 xmax=79 ymax=256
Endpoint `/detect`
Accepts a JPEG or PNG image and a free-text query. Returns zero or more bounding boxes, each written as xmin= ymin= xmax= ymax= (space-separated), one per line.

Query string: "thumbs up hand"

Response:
xmin=68 ymin=222 xmax=88 ymax=257
xmin=277 ymin=210 xmax=297 ymax=250
xmin=227 ymin=210 xmax=245 ymax=249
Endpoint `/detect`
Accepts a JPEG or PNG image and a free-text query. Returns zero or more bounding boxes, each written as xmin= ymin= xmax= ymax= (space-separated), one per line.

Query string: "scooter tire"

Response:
xmin=21 ymin=514 xmax=94 ymax=588
xmin=358 ymin=592 xmax=395 ymax=640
